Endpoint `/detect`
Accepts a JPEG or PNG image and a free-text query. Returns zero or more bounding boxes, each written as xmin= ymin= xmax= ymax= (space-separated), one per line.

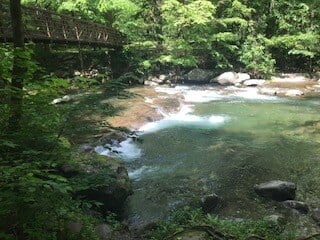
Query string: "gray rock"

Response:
xmin=51 ymin=95 xmax=73 ymax=104
xmin=98 ymin=131 xmax=128 ymax=146
xmin=201 ymin=194 xmax=222 ymax=213
xmin=283 ymin=200 xmax=309 ymax=214
xmin=212 ymin=71 xmax=237 ymax=85
xmin=150 ymin=77 xmax=164 ymax=84
xmin=236 ymin=73 xmax=251 ymax=83
xmin=144 ymin=80 xmax=159 ymax=86
xmin=311 ymin=208 xmax=320 ymax=225
xmin=284 ymin=89 xmax=304 ymax=97
xmin=243 ymin=79 xmax=266 ymax=86
xmin=254 ymin=180 xmax=296 ymax=201
xmin=185 ymin=69 xmax=215 ymax=84
xmin=159 ymin=74 xmax=167 ymax=81
xmin=95 ymin=224 xmax=113 ymax=240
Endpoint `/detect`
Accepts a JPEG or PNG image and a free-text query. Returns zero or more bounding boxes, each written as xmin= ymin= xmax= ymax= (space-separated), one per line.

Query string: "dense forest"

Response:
xmin=1 ymin=0 xmax=320 ymax=240
xmin=18 ymin=0 xmax=320 ymax=76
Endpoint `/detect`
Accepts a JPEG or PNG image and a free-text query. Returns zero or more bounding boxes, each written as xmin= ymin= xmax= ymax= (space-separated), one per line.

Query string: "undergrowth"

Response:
xmin=0 ymin=70 xmax=133 ymax=239
xmin=147 ymin=207 xmax=295 ymax=240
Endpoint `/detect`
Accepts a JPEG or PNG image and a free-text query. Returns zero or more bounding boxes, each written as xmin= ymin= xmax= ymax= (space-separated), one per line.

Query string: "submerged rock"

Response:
xmin=201 ymin=194 xmax=223 ymax=213
xmin=254 ymin=180 xmax=296 ymax=201
xmin=282 ymin=200 xmax=309 ymax=214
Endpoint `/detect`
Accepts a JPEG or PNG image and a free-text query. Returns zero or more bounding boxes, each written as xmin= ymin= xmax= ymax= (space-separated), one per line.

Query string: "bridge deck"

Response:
xmin=0 ymin=3 xmax=126 ymax=47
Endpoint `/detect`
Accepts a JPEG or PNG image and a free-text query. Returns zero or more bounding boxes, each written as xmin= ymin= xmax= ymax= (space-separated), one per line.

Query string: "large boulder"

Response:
xmin=211 ymin=72 xmax=237 ymax=85
xmin=65 ymin=153 xmax=132 ymax=213
xmin=254 ymin=180 xmax=296 ymax=201
xmin=236 ymin=73 xmax=251 ymax=83
xmin=184 ymin=69 xmax=215 ymax=84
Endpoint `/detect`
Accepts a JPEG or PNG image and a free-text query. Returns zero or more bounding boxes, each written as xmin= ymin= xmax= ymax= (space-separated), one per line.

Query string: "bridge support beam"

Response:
xmin=109 ymin=47 xmax=128 ymax=79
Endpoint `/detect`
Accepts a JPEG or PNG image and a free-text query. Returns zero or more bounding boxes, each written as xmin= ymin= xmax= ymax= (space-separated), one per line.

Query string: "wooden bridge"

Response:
xmin=0 ymin=3 xmax=126 ymax=47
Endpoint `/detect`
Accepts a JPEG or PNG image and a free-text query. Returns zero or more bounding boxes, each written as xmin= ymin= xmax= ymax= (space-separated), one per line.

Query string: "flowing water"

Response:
xmin=98 ymin=86 xmax=320 ymax=231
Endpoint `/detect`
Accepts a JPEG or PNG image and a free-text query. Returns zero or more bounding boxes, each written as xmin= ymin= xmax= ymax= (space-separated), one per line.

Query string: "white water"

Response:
xmin=96 ymin=85 xmax=281 ymax=178
xmin=139 ymin=104 xmax=228 ymax=133
xmin=94 ymin=138 xmax=142 ymax=161
xmin=155 ymin=85 xmax=279 ymax=102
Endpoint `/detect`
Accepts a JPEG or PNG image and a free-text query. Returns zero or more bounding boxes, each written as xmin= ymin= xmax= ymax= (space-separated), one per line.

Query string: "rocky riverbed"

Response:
xmin=54 ymin=72 xmax=320 ymax=239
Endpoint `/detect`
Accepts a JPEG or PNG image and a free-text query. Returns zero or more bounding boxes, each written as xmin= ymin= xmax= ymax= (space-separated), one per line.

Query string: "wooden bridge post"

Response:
xmin=109 ymin=46 xmax=128 ymax=78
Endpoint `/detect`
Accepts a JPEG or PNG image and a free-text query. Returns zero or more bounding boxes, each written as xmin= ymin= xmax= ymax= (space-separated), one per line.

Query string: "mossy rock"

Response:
xmin=62 ymin=152 xmax=132 ymax=213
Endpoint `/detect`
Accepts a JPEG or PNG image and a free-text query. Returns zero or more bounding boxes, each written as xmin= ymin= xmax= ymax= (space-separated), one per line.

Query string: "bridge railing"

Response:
xmin=0 ymin=2 xmax=126 ymax=47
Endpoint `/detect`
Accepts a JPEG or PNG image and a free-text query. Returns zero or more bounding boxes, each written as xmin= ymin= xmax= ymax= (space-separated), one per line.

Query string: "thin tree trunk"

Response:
xmin=9 ymin=0 xmax=25 ymax=131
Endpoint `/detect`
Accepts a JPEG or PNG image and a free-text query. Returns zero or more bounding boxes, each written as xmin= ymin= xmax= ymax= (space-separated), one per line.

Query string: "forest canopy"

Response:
xmin=20 ymin=0 xmax=320 ymax=77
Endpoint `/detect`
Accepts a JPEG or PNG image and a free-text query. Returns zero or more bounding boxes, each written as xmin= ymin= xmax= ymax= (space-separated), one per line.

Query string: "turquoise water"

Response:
xmin=121 ymin=88 xmax=320 ymax=230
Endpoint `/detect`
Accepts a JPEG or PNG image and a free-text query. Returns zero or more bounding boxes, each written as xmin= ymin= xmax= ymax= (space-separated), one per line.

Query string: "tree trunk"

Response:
xmin=9 ymin=0 xmax=25 ymax=130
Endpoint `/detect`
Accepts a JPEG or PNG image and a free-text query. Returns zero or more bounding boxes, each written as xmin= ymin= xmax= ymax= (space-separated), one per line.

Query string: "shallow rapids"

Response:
xmin=98 ymin=85 xmax=320 ymax=232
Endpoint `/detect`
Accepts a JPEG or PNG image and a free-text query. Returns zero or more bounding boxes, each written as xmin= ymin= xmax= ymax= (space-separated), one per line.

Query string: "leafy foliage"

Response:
xmin=148 ymin=207 xmax=294 ymax=240
xmin=0 ymin=75 xmax=120 ymax=239
xmin=240 ymin=35 xmax=275 ymax=78
xmin=21 ymin=0 xmax=320 ymax=74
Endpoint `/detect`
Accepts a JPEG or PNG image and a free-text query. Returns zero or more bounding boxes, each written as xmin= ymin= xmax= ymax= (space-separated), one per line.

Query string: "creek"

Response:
xmin=97 ymin=85 xmax=320 ymax=232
